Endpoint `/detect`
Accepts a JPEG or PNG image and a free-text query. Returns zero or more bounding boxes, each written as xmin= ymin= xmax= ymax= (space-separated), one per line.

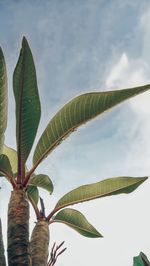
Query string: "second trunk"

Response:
xmin=30 ymin=220 xmax=49 ymax=266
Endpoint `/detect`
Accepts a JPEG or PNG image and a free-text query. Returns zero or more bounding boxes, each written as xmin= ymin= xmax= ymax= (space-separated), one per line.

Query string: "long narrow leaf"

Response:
xmin=53 ymin=208 xmax=102 ymax=238
xmin=0 ymin=47 xmax=7 ymax=154
xmin=133 ymin=252 xmax=150 ymax=266
xmin=54 ymin=177 xmax=147 ymax=210
xmin=33 ymin=85 xmax=150 ymax=166
xmin=13 ymin=37 xmax=41 ymax=177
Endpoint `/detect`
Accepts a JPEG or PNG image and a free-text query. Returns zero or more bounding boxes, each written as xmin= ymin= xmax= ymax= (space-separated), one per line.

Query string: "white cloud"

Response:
xmin=106 ymin=52 xmax=150 ymax=115
xmin=140 ymin=8 xmax=150 ymax=62
xmin=106 ymin=53 xmax=129 ymax=88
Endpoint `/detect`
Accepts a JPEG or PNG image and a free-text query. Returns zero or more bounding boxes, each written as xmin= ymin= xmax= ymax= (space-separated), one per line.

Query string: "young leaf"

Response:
xmin=0 ymin=47 xmax=7 ymax=154
xmin=27 ymin=185 xmax=39 ymax=205
xmin=29 ymin=174 xmax=53 ymax=194
xmin=2 ymin=145 xmax=18 ymax=174
xmin=54 ymin=177 xmax=147 ymax=210
xmin=53 ymin=208 xmax=102 ymax=238
xmin=2 ymin=145 xmax=53 ymax=192
xmin=0 ymin=154 xmax=13 ymax=178
xmin=0 ymin=154 xmax=16 ymax=187
xmin=1 ymin=145 xmax=28 ymax=177
xmin=13 ymin=37 xmax=41 ymax=178
xmin=133 ymin=252 xmax=150 ymax=266
xmin=33 ymin=85 xmax=150 ymax=167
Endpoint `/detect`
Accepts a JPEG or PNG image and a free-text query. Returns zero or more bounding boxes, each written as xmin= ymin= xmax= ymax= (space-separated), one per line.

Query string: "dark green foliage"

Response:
xmin=133 ymin=252 xmax=150 ymax=266
xmin=0 ymin=47 xmax=7 ymax=154
xmin=13 ymin=37 xmax=41 ymax=179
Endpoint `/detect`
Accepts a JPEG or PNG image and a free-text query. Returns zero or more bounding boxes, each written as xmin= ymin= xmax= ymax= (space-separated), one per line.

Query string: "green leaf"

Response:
xmin=53 ymin=208 xmax=102 ymax=238
xmin=2 ymin=145 xmax=18 ymax=174
xmin=133 ymin=252 xmax=150 ymax=266
xmin=2 ymin=145 xmax=29 ymax=176
xmin=13 ymin=37 xmax=41 ymax=175
xmin=29 ymin=174 xmax=53 ymax=194
xmin=33 ymin=85 xmax=150 ymax=166
xmin=0 ymin=154 xmax=13 ymax=178
xmin=2 ymin=145 xmax=53 ymax=194
xmin=27 ymin=185 xmax=39 ymax=205
xmin=0 ymin=47 xmax=7 ymax=154
xmin=55 ymin=177 xmax=147 ymax=210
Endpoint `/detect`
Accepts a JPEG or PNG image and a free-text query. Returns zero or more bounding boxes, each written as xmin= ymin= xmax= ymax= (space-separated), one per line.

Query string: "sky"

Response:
xmin=0 ymin=0 xmax=150 ymax=265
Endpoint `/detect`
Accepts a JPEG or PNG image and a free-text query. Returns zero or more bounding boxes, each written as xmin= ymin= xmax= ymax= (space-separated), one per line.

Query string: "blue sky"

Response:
xmin=0 ymin=1 xmax=150 ymax=265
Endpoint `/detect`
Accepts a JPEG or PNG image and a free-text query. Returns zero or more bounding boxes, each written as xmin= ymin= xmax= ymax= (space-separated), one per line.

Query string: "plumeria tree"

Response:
xmin=0 ymin=38 xmax=149 ymax=266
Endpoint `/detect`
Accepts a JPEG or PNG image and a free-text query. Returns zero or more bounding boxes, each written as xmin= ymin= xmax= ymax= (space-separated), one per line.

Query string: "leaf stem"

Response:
xmin=8 ymin=175 xmax=17 ymax=189
xmin=1 ymin=170 xmax=17 ymax=189
xmin=22 ymin=163 xmax=38 ymax=187
xmin=28 ymin=195 xmax=41 ymax=220
xmin=46 ymin=207 xmax=60 ymax=221
xmin=40 ymin=197 xmax=46 ymax=218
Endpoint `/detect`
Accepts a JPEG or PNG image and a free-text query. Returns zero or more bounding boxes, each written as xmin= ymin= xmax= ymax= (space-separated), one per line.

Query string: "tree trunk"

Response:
xmin=7 ymin=190 xmax=31 ymax=265
xmin=0 ymin=219 xmax=6 ymax=266
xmin=30 ymin=220 xmax=49 ymax=266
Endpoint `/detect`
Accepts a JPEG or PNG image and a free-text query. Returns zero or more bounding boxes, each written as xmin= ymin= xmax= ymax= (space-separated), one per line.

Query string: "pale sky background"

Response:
xmin=0 ymin=0 xmax=150 ymax=265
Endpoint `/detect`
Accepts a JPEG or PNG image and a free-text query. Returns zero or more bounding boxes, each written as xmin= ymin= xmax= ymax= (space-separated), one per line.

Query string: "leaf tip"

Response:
xmin=140 ymin=176 xmax=148 ymax=183
xmin=22 ymin=35 xmax=27 ymax=42
xmin=93 ymin=229 xmax=103 ymax=238
xmin=0 ymin=46 xmax=4 ymax=59
xmin=22 ymin=36 xmax=29 ymax=49
xmin=97 ymin=232 xmax=103 ymax=238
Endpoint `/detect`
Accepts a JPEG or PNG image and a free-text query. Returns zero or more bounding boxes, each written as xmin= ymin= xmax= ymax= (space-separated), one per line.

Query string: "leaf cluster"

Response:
xmin=0 ymin=37 xmax=150 ymax=264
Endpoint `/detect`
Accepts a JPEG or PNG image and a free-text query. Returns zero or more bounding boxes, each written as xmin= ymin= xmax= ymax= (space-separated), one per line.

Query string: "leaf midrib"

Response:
xmin=33 ymin=87 xmax=150 ymax=170
xmin=55 ymin=179 xmax=145 ymax=209
xmin=52 ymin=219 xmax=100 ymax=237
xmin=33 ymin=100 xmax=121 ymax=169
xmin=17 ymin=47 xmax=25 ymax=180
